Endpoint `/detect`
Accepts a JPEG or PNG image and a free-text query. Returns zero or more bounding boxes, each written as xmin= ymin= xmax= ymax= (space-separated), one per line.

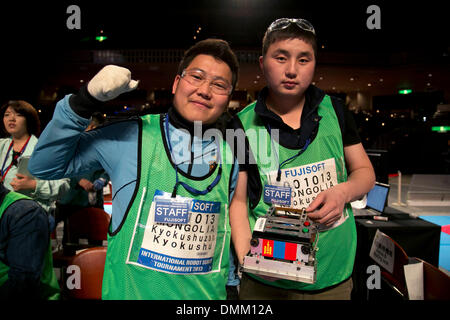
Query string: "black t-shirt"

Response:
xmin=228 ymin=85 xmax=361 ymax=209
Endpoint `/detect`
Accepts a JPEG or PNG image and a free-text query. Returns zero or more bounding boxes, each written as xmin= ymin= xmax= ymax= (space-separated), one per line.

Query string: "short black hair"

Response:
xmin=0 ymin=100 xmax=41 ymax=136
xmin=262 ymin=23 xmax=317 ymax=59
xmin=177 ymin=39 xmax=239 ymax=93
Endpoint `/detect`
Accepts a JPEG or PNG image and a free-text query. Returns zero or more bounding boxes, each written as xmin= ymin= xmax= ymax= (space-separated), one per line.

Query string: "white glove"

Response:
xmin=87 ymin=65 xmax=139 ymax=102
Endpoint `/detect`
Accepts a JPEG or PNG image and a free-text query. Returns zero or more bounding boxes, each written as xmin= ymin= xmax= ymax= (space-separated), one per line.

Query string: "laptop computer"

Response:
xmin=353 ymin=182 xmax=390 ymax=217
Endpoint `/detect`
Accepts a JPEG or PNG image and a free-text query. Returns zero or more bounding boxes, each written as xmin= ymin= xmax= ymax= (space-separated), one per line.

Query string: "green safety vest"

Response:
xmin=0 ymin=191 xmax=60 ymax=300
xmin=237 ymin=94 xmax=357 ymax=291
xmin=101 ymin=114 xmax=234 ymax=300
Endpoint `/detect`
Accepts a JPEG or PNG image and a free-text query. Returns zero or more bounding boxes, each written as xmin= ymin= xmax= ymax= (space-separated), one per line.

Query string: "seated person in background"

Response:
xmin=28 ymin=39 xmax=247 ymax=300
xmin=0 ymin=100 xmax=70 ymax=230
xmin=59 ymin=170 xmax=109 ymax=212
xmin=0 ymin=182 xmax=60 ymax=300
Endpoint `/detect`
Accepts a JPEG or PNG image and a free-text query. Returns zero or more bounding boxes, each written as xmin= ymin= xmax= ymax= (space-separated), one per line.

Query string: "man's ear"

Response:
xmin=259 ymin=56 xmax=265 ymax=75
xmin=172 ymin=75 xmax=181 ymax=94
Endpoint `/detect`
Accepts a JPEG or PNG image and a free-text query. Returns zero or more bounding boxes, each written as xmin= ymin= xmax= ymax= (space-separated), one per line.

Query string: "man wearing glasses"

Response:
xmin=233 ymin=18 xmax=375 ymax=299
xmin=29 ymin=39 xmax=245 ymax=300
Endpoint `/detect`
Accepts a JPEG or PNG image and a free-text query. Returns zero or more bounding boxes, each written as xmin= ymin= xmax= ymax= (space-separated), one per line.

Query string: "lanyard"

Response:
xmin=0 ymin=136 xmax=31 ymax=183
xmin=164 ymin=114 xmax=222 ymax=198
xmin=267 ymin=124 xmax=310 ymax=182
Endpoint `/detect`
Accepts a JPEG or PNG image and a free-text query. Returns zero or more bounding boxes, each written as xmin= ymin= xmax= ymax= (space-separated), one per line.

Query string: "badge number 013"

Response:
xmin=135 ymin=191 xmax=222 ymax=274
xmin=268 ymin=158 xmax=338 ymax=208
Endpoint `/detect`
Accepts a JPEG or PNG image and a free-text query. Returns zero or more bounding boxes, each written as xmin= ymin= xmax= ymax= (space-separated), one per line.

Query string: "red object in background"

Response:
xmin=388 ymin=173 xmax=399 ymax=178
xmin=442 ymin=225 xmax=450 ymax=235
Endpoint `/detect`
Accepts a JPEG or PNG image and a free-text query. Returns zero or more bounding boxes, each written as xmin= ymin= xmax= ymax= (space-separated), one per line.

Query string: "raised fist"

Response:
xmin=87 ymin=65 xmax=139 ymax=101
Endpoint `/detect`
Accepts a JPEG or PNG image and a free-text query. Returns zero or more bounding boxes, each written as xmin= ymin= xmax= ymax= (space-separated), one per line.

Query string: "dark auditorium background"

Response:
xmin=1 ymin=0 xmax=448 ymax=176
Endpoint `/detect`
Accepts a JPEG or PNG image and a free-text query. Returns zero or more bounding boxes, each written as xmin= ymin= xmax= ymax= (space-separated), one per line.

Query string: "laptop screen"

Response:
xmin=366 ymin=182 xmax=390 ymax=213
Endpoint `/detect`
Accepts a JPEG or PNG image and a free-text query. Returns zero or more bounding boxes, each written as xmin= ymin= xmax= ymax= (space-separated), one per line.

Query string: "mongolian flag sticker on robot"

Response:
xmin=242 ymin=206 xmax=319 ymax=284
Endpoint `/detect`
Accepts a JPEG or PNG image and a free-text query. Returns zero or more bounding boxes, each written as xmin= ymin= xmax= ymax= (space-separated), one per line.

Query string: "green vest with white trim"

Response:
xmin=237 ymin=94 xmax=357 ymax=291
xmin=101 ymin=113 xmax=234 ymax=299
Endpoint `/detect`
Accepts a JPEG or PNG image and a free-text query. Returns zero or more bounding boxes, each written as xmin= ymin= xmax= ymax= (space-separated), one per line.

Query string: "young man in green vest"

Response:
xmin=0 ymin=183 xmax=60 ymax=300
xmin=232 ymin=18 xmax=375 ymax=299
xmin=29 ymin=39 xmax=245 ymax=299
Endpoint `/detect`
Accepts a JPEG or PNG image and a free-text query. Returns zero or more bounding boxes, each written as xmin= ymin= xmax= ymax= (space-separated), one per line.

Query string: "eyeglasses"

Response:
xmin=267 ymin=18 xmax=316 ymax=35
xmin=181 ymin=69 xmax=232 ymax=96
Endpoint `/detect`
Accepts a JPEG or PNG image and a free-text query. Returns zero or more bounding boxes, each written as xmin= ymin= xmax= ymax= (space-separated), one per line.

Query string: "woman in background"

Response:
xmin=0 ymin=100 xmax=69 ymax=224
xmin=0 ymin=100 xmax=64 ymax=299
